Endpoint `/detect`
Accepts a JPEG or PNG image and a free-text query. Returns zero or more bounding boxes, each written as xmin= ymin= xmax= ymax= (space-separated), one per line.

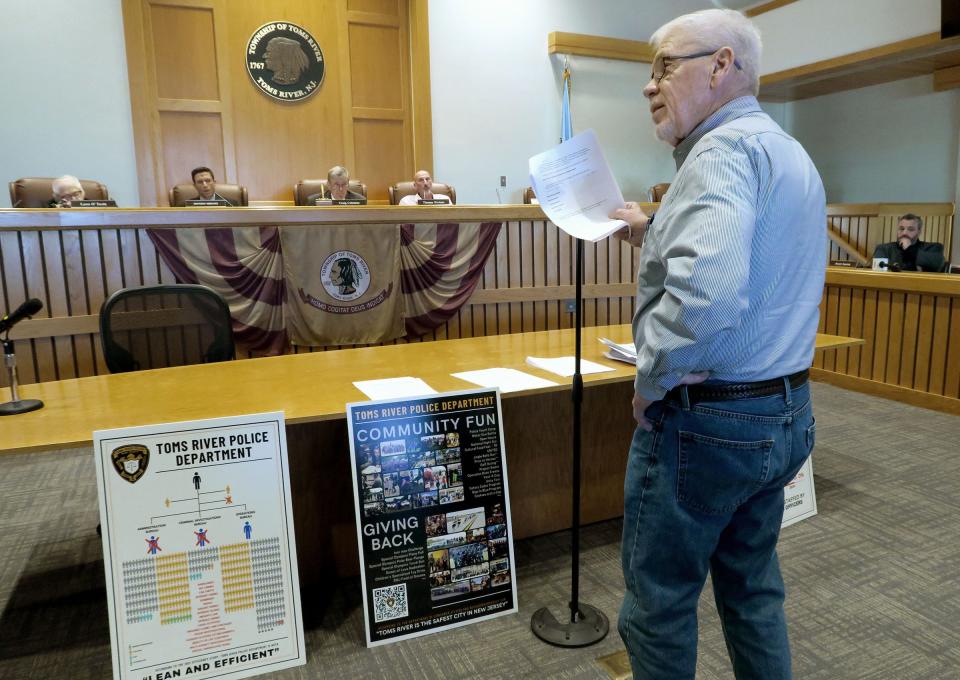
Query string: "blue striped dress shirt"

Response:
xmin=632 ymin=96 xmax=826 ymax=400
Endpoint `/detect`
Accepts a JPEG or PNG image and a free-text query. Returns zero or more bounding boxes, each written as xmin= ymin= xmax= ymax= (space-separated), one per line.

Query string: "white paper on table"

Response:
xmin=525 ymin=356 xmax=615 ymax=377
xmin=603 ymin=351 xmax=636 ymax=366
xmin=600 ymin=337 xmax=636 ymax=355
xmin=451 ymin=368 xmax=558 ymax=393
xmin=528 ymin=129 xmax=627 ymax=242
xmin=353 ymin=377 xmax=438 ymax=400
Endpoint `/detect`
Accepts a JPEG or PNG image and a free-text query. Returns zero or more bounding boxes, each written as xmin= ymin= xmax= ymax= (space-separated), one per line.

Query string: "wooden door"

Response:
xmin=122 ymin=0 xmax=431 ymax=205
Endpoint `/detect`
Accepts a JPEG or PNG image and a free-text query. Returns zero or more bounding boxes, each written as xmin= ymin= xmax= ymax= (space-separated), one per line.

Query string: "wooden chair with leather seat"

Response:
xmin=293 ymin=179 xmax=368 ymax=205
xmin=168 ymin=183 xmax=249 ymax=206
xmin=388 ymin=181 xmax=456 ymax=205
xmin=649 ymin=183 xmax=671 ymax=203
xmin=9 ymin=177 xmax=109 ymax=208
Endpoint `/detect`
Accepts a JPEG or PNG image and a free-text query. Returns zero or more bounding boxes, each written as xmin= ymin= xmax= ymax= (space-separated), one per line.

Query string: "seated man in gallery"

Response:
xmin=47 ymin=175 xmax=85 ymax=207
xmin=398 ymin=170 xmax=450 ymax=205
xmin=872 ymin=213 xmax=946 ymax=272
xmin=190 ymin=166 xmax=234 ymax=205
xmin=306 ymin=166 xmax=365 ymax=204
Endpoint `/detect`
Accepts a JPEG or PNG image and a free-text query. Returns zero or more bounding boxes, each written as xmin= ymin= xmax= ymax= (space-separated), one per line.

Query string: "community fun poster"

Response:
xmin=347 ymin=388 xmax=518 ymax=646
xmin=93 ymin=412 xmax=305 ymax=680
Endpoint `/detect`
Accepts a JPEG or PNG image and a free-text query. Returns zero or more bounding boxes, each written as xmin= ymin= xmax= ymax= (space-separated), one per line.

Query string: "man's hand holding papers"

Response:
xmin=610 ymin=202 xmax=650 ymax=248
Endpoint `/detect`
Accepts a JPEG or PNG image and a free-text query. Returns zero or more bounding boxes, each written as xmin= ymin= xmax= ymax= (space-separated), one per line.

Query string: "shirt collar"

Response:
xmin=673 ymin=95 xmax=762 ymax=169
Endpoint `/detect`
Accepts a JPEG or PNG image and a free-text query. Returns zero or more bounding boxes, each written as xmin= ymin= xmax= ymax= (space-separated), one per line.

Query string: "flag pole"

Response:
xmin=531 ymin=59 xmax=610 ymax=648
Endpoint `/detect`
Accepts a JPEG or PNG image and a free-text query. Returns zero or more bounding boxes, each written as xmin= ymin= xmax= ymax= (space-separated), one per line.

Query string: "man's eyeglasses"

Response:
xmin=650 ymin=49 xmax=743 ymax=84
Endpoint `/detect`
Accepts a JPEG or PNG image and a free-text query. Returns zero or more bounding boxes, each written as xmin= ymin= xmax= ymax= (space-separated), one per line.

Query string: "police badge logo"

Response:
xmin=111 ymin=444 xmax=149 ymax=483
xmin=321 ymin=250 xmax=371 ymax=302
xmin=246 ymin=22 xmax=325 ymax=102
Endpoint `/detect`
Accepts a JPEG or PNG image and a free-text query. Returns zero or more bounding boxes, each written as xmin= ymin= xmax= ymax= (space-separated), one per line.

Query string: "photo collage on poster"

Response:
xmin=357 ymin=431 xmax=465 ymax=516
xmin=425 ymin=502 xmax=511 ymax=601
xmin=357 ymin=429 xmax=512 ymax=600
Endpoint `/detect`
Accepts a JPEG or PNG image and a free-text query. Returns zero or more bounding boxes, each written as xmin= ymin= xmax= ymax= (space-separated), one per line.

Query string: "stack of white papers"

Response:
xmin=525 ymin=356 xmax=615 ymax=377
xmin=599 ymin=338 xmax=637 ymax=365
xmin=451 ymin=368 xmax=558 ymax=393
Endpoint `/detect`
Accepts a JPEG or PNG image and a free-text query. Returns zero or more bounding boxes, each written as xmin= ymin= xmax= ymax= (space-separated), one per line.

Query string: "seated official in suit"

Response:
xmin=48 ymin=175 xmax=85 ymax=207
xmin=190 ymin=167 xmax=234 ymax=205
xmin=398 ymin=170 xmax=450 ymax=205
xmin=872 ymin=213 xmax=946 ymax=272
xmin=307 ymin=166 xmax=365 ymax=204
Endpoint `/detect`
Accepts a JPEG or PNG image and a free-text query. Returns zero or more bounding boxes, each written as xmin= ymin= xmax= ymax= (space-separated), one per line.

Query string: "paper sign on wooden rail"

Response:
xmin=94 ymin=412 xmax=305 ymax=680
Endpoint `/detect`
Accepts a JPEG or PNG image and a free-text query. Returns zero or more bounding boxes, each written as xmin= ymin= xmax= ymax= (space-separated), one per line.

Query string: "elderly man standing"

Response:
xmin=609 ymin=9 xmax=825 ymax=679
xmin=48 ymin=175 xmax=85 ymax=207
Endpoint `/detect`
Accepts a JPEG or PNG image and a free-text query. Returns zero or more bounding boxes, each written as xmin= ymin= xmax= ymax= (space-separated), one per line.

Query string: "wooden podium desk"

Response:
xmin=0 ymin=325 xmax=859 ymax=582
xmin=818 ymin=267 xmax=960 ymax=414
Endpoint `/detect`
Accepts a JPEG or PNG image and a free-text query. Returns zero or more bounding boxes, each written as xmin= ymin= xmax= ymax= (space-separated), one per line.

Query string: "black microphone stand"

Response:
xmin=530 ymin=238 xmax=609 ymax=647
xmin=1 ymin=334 xmax=43 ymax=415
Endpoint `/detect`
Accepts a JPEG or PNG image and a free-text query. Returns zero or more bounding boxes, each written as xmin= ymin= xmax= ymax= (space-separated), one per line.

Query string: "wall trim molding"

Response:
xmin=547 ymin=32 xmax=654 ymax=63
xmin=745 ymin=0 xmax=799 ymax=18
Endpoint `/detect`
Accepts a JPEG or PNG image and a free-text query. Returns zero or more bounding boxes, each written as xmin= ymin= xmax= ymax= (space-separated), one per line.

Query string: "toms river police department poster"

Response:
xmin=347 ymin=388 xmax=518 ymax=646
xmin=94 ymin=412 xmax=305 ymax=680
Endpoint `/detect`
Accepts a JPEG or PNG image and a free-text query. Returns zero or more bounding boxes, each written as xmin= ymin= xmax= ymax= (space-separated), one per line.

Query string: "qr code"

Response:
xmin=372 ymin=583 xmax=409 ymax=623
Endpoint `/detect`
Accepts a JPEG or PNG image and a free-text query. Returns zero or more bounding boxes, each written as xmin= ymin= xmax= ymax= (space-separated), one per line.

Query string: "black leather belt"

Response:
xmin=664 ymin=369 xmax=809 ymax=405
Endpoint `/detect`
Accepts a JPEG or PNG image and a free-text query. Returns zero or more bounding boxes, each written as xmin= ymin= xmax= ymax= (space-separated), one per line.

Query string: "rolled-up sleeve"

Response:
xmin=634 ymin=146 xmax=759 ymax=400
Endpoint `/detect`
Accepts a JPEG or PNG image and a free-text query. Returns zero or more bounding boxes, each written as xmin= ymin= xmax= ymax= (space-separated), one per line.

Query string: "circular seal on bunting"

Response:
xmin=245 ymin=22 xmax=325 ymax=102
xmin=321 ymin=250 xmax=370 ymax=302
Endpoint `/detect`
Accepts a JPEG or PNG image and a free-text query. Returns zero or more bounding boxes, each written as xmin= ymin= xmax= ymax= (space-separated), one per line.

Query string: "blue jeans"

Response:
xmin=619 ymin=380 xmax=815 ymax=680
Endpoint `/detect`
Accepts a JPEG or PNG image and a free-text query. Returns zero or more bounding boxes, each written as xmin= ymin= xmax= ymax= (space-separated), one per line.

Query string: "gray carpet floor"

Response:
xmin=1 ymin=382 xmax=959 ymax=679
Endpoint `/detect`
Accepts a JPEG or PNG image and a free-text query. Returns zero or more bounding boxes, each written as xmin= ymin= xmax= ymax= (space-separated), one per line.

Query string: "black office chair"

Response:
xmin=99 ymin=284 xmax=235 ymax=373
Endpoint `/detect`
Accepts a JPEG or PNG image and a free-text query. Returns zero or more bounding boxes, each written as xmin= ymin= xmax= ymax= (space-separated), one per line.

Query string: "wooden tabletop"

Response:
xmin=815 ymin=333 xmax=866 ymax=350
xmin=0 ymin=325 xmax=861 ymax=455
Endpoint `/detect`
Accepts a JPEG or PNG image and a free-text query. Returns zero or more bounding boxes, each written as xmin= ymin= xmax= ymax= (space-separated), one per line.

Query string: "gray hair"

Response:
xmin=52 ymin=175 xmax=82 ymax=198
xmin=650 ymin=9 xmax=762 ymax=96
xmin=327 ymin=166 xmax=350 ymax=183
xmin=899 ymin=213 xmax=923 ymax=229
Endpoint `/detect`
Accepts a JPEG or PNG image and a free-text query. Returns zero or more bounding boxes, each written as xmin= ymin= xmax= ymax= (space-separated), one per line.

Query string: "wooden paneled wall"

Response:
xmin=0 ymin=214 xmax=640 ymax=387
xmin=827 ymin=203 xmax=954 ymax=264
xmin=122 ymin=0 xmax=430 ymax=205
xmin=4 ymin=204 xmax=957 ymax=417
xmin=814 ymin=268 xmax=960 ymax=412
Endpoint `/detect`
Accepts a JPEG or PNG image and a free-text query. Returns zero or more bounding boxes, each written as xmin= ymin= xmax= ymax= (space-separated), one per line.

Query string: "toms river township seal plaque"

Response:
xmin=111 ymin=444 xmax=150 ymax=483
xmin=320 ymin=250 xmax=370 ymax=302
xmin=246 ymin=22 xmax=325 ymax=101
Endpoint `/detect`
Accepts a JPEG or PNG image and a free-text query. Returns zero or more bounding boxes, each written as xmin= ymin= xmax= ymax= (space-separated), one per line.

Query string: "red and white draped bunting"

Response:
xmin=147 ymin=222 xmax=501 ymax=352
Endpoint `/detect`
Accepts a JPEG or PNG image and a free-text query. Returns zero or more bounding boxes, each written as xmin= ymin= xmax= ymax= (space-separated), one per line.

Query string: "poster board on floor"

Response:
xmin=347 ymin=388 xmax=518 ymax=647
xmin=94 ymin=412 xmax=305 ymax=680
xmin=782 ymin=456 xmax=817 ymax=528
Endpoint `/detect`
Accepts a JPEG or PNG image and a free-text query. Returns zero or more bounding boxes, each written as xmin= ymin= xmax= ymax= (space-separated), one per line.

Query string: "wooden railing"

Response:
xmin=814 ymin=267 xmax=960 ymax=412
xmin=2 ymin=204 xmax=956 ymax=412
xmin=0 ymin=206 xmax=642 ymax=386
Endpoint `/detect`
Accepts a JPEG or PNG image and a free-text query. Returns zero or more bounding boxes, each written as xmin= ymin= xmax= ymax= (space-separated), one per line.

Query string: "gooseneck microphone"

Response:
xmin=0 ymin=298 xmax=43 ymax=335
xmin=1 ymin=298 xmax=45 ymax=415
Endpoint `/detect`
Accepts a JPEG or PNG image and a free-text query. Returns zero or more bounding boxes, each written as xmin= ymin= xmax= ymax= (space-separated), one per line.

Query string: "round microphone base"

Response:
xmin=0 ymin=398 xmax=44 ymax=416
xmin=531 ymin=602 xmax=609 ymax=648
